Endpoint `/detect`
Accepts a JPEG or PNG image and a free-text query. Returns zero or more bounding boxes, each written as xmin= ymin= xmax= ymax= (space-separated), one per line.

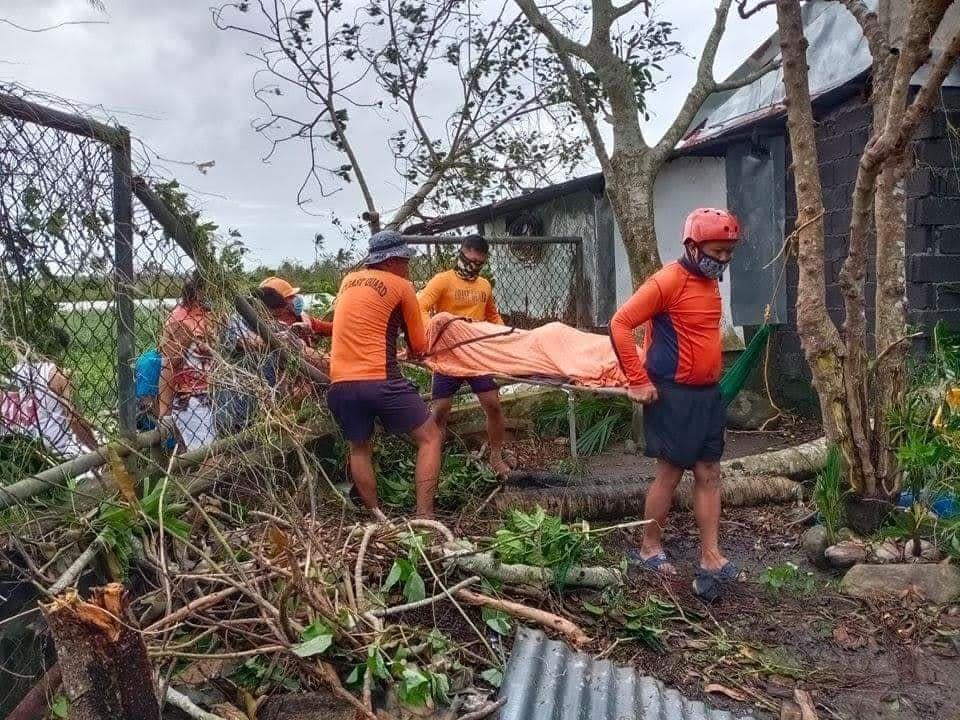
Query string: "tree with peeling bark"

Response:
xmin=213 ymin=0 xmax=588 ymax=232
xmin=511 ymin=0 xmax=778 ymax=282
xmin=758 ymin=0 xmax=960 ymax=499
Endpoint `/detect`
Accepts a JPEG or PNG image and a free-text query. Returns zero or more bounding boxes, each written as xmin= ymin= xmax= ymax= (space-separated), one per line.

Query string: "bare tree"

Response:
xmin=511 ymin=0 xmax=777 ymax=282
xmin=213 ymin=0 xmax=587 ymax=232
xmin=765 ymin=0 xmax=960 ymax=497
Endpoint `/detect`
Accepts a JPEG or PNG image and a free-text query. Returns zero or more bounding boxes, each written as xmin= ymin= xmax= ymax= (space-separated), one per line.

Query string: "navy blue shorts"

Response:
xmin=643 ymin=381 xmax=725 ymax=470
xmin=431 ymin=372 xmax=498 ymax=400
xmin=327 ymin=378 xmax=431 ymax=442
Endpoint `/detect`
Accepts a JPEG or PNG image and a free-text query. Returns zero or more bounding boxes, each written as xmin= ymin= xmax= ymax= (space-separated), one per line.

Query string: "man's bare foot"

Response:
xmin=699 ymin=549 xmax=730 ymax=573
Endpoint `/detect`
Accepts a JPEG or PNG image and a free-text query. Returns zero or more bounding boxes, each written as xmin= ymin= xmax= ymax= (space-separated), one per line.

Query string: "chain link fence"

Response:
xmin=0 ymin=86 xmax=585 ymax=468
xmin=0 ymin=87 xmax=198 ymax=450
xmin=405 ymin=236 xmax=584 ymax=329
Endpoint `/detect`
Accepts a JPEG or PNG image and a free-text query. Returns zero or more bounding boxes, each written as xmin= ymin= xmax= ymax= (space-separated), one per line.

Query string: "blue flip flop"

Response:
xmin=626 ymin=549 xmax=678 ymax=576
xmin=692 ymin=561 xmax=741 ymax=602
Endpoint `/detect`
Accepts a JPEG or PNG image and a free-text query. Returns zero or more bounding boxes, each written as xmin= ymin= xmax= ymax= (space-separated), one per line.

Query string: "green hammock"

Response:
xmin=719 ymin=323 xmax=772 ymax=405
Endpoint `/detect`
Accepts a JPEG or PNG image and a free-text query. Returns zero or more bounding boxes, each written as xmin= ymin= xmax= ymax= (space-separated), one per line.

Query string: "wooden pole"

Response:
xmin=0 ymin=92 xmax=124 ymax=146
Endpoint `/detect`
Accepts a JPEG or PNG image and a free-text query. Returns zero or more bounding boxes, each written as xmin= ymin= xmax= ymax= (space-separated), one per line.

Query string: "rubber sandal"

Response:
xmin=692 ymin=561 xmax=741 ymax=602
xmin=626 ymin=549 xmax=678 ymax=576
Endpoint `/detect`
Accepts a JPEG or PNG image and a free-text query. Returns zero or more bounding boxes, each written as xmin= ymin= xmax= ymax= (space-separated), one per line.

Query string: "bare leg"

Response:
xmin=348 ymin=439 xmax=379 ymax=513
xmin=410 ymin=418 xmax=442 ymax=519
xmin=692 ymin=460 xmax=728 ymax=571
xmin=476 ymin=389 xmax=508 ymax=474
xmin=431 ymin=396 xmax=454 ymax=441
xmin=639 ymin=459 xmax=683 ymax=574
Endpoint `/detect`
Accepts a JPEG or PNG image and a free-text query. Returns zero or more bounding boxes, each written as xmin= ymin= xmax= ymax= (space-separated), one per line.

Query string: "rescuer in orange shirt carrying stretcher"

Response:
xmin=418 ymin=234 xmax=514 ymax=477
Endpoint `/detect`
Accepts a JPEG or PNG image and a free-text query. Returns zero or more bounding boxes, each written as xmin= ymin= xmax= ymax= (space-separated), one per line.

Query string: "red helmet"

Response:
xmin=682 ymin=208 xmax=740 ymax=244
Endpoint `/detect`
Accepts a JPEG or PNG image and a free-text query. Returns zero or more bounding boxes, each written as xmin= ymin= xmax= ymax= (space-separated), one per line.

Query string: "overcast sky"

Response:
xmin=2 ymin=1 xmax=776 ymax=267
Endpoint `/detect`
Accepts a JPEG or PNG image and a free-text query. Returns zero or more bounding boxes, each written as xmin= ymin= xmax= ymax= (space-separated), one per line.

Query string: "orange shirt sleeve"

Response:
xmin=609 ymin=278 xmax=666 ymax=387
xmin=417 ymin=274 xmax=446 ymax=315
xmin=401 ymin=283 xmax=429 ymax=357
xmin=484 ymin=285 xmax=503 ymax=325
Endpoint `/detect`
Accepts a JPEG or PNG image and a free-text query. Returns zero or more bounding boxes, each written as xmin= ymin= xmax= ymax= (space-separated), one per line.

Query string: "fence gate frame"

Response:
xmin=0 ymin=92 xmax=138 ymax=439
xmin=402 ymin=234 xmax=586 ymax=329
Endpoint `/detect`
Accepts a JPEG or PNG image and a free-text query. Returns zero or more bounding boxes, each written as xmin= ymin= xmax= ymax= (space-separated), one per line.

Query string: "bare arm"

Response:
xmin=48 ymin=370 xmax=98 ymax=451
xmin=158 ymin=320 xmax=188 ymax=418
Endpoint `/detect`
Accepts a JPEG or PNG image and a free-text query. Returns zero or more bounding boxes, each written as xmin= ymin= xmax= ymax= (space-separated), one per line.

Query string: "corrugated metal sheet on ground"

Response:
xmin=499 ymin=627 xmax=755 ymax=720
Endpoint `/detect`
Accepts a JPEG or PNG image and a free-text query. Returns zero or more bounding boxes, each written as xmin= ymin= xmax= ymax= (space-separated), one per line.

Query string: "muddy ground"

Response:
xmin=441 ymin=424 xmax=960 ymax=720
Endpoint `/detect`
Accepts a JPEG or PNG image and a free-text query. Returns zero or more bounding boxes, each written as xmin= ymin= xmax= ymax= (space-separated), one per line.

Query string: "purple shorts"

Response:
xmin=431 ymin=372 xmax=498 ymax=400
xmin=327 ymin=378 xmax=431 ymax=442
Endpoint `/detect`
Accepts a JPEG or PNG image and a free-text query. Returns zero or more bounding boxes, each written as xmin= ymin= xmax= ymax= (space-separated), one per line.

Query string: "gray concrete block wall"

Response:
xmin=773 ymin=88 xmax=960 ymax=416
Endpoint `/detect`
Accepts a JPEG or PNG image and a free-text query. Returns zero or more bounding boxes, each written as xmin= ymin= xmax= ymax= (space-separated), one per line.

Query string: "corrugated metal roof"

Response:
xmin=680 ymin=0 xmax=960 ymax=150
xmin=498 ymin=627 xmax=755 ymax=720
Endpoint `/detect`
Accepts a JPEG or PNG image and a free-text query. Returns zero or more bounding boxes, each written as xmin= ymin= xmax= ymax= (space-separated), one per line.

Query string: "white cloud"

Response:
xmin=2 ymin=0 xmax=776 ymax=266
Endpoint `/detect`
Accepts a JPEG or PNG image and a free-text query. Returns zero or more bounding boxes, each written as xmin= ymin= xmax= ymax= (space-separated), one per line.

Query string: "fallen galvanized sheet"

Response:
xmin=499 ymin=627 xmax=755 ymax=720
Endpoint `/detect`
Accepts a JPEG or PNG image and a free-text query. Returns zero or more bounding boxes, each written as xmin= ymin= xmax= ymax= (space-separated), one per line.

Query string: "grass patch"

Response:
xmin=534 ymin=394 xmax=632 ymax=456
xmin=812 ymin=444 xmax=846 ymax=543
xmin=758 ymin=562 xmax=815 ymax=600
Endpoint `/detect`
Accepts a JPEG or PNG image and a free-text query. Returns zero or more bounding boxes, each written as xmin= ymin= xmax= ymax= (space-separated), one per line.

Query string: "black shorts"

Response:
xmin=643 ymin=380 xmax=725 ymax=470
xmin=431 ymin=372 xmax=498 ymax=400
xmin=327 ymin=378 xmax=431 ymax=442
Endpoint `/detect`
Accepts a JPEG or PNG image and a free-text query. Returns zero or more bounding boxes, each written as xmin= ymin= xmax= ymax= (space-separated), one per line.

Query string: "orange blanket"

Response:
xmin=423 ymin=312 xmax=636 ymax=387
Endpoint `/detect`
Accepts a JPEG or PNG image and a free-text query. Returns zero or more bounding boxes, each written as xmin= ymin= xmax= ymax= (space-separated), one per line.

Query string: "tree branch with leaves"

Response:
xmin=514 ymin=0 xmax=779 ymax=283
xmin=213 ymin=0 xmax=586 ymax=233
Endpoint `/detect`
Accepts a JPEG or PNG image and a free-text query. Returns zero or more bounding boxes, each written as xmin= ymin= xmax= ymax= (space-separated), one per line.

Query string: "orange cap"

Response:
xmin=259 ymin=276 xmax=300 ymax=298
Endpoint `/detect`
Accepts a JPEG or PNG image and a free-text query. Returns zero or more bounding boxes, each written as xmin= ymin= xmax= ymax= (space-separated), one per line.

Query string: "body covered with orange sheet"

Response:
xmin=423 ymin=312 xmax=636 ymax=387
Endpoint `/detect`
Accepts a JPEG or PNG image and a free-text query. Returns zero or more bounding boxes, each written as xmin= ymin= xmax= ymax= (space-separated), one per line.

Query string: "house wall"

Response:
xmin=774 ymin=87 xmax=960 ymax=416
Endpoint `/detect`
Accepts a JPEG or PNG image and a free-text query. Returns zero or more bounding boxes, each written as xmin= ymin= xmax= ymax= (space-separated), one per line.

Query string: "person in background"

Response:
xmin=158 ymin=271 xmax=216 ymax=451
xmin=134 ymin=346 xmax=176 ymax=449
xmin=1 ymin=327 xmax=98 ymax=459
xmin=258 ymin=276 xmax=333 ymax=343
xmin=609 ymin=207 xmax=741 ymax=602
xmin=417 ymin=234 xmax=513 ymax=476
xmin=327 ymin=230 xmax=442 ymax=519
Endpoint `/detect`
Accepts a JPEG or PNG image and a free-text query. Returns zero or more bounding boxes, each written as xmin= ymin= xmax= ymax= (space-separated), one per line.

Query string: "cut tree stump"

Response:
xmin=42 ymin=583 xmax=160 ymax=720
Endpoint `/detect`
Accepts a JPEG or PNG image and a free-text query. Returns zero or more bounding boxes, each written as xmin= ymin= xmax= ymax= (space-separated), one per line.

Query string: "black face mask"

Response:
xmin=454 ymin=250 xmax=484 ymax=280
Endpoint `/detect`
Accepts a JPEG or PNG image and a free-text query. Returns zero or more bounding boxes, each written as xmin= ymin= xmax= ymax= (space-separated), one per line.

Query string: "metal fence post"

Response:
xmin=112 ymin=129 xmax=137 ymax=440
xmin=574 ymin=240 xmax=586 ymax=329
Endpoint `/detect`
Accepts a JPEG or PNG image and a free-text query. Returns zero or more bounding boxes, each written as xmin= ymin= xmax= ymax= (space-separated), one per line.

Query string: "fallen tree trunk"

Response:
xmin=493 ymin=476 xmax=801 ymax=520
xmin=42 ymin=584 xmax=160 ymax=720
xmin=446 ymin=545 xmax=621 ymax=589
xmin=721 ymin=436 xmax=827 ymax=480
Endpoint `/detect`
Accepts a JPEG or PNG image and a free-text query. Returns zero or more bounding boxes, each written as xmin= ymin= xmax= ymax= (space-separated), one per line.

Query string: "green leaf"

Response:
xmin=482 ymin=607 xmax=512 ymax=635
xmin=581 ymin=601 xmax=605 ymax=616
xmin=49 ymin=694 xmax=70 ymax=719
xmin=398 ymin=665 xmax=430 ymax=706
xmin=346 ymin=665 xmax=363 ymax=686
xmin=480 ymin=668 xmax=503 ymax=688
xmin=383 ymin=560 xmax=404 ymax=591
xmin=367 ymin=646 xmax=390 ymax=680
xmin=292 ymin=633 xmax=332 ymax=657
xmin=404 ymin=571 xmax=426 ymax=603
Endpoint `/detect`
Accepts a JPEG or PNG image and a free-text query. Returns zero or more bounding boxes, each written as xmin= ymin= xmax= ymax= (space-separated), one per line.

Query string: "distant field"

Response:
xmin=59 ymin=306 xmax=166 ymax=422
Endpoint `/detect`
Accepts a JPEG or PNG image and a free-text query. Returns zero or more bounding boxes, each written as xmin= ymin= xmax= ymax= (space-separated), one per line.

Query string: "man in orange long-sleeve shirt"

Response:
xmin=609 ymin=208 xmax=741 ymax=601
xmin=418 ymin=235 xmax=512 ymax=475
xmin=327 ymin=231 xmax=442 ymax=519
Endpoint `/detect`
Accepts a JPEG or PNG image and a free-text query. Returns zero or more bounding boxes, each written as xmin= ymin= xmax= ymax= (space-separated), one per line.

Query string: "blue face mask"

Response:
xmin=291 ymin=295 xmax=305 ymax=316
